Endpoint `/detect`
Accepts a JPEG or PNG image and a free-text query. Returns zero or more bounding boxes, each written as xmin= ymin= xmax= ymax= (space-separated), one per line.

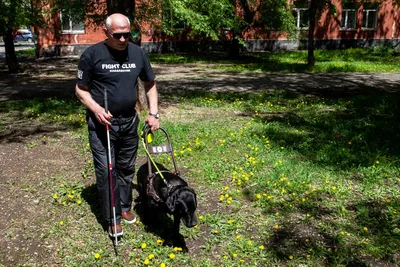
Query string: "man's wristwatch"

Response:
xmin=149 ymin=112 xmax=160 ymax=119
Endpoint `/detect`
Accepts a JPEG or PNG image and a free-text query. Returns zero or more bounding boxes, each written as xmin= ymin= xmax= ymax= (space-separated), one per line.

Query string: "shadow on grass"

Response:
xmin=81 ymin=183 xmax=106 ymax=231
xmin=133 ymin=197 xmax=188 ymax=251
xmin=169 ymin=88 xmax=400 ymax=171
xmin=253 ymin=91 xmax=400 ymax=170
xmin=0 ymin=97 xmax=85 ymax=142
xmin=260 ymin=196 xmax=400 ymax=266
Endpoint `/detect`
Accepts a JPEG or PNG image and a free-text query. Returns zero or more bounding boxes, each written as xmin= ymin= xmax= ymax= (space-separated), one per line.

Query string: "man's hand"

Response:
xmin=75 ymin=83 xmax=112 ymax=126
xmin=95 ymin=108 xmax=113 ymax=126
xmin=145 ymin=115 xmax=159 ymax=131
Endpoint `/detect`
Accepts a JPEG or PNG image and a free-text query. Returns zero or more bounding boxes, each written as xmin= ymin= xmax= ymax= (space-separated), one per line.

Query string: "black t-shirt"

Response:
xmin=77 ymin=41 xmax=155 ymax=117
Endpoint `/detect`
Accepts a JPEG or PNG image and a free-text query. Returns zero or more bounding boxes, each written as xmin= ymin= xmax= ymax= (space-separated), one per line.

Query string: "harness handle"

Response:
xmin=142 ymin=124 xmax=179 ymax=177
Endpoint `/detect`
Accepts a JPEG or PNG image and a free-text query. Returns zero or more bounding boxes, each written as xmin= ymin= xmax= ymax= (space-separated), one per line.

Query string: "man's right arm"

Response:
xmin=75 ymin=84 xmax=112 ymax=125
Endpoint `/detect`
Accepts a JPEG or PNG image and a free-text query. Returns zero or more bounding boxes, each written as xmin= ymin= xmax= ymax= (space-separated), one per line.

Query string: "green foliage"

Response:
xmin=0 ymin=0 xmax=42 ymax=35
xmin=258 ymin=0 xmax=296 ymax=34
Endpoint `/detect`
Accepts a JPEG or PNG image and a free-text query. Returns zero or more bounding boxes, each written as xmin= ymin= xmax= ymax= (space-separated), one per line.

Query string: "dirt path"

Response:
xmin=1 ymin=59 xmax=400 ymax=101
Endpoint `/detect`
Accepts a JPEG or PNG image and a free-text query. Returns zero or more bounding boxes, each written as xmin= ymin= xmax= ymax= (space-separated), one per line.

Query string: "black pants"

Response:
xmin=88 ymin=114 xmax=139 ymax=225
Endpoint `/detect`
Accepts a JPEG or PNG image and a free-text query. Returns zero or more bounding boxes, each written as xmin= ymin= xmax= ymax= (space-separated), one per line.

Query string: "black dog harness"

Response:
xmin=141 ymin=125 xmax=187 ymax=203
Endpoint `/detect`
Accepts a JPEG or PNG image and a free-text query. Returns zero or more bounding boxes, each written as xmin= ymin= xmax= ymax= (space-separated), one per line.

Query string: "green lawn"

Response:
xmin=1 ymin=50 xmax=399 ymax=266
xmin=3 ymin=81 xmax=399 ymax=266
xmin=149 ymin=47 xmax=400 ymax=73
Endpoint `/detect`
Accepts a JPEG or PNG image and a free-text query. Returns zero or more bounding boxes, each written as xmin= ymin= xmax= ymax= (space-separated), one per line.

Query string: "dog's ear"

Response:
xmin=166 ymin=189 xmax=179 ymax=213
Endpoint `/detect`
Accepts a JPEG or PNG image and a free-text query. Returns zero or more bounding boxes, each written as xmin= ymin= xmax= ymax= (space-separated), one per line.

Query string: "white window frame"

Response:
xmin=362 ymin=9 xmax=377 ymax=29
xmin=340 ymin=9 xmax=357 ymax=30
xmin=293 ymin=8 xmax=308 ymax=29
xmin=60 ymin=12 xmax=85 ymax=34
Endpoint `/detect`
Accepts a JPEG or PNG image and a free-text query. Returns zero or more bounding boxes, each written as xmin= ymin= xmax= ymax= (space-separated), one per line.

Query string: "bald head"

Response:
xmin=105 ymin=13 xmax=130 ymax=31
xmin=104 ymin=13 xmax=131 ymax=50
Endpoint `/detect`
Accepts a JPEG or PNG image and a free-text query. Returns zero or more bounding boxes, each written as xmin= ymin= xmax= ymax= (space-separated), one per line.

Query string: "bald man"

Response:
xmin=75 ymin=13 xmax=159 ymax=238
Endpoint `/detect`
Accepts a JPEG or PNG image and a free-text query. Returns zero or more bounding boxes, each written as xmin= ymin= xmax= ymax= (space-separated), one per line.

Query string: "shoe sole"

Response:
xmin=123 ymin=216 xmax=137 ymax=224
xmin=109 ymin=230 xmax=124 ymax=238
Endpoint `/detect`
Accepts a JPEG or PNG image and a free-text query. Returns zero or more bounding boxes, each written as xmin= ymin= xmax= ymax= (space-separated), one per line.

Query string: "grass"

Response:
xmin=5 ymin=46 xmax=400 ymax=73
xmin=1 ymin=49 xmax=399 ymax=266
xmin=148 ymin=47 xmax=400 ymax=73
xmin=3 ymin=83 xmax=399 ymax=266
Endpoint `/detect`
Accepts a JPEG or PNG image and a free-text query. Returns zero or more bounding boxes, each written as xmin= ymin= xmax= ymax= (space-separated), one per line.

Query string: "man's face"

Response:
xmin=105 ymin=23 xmax=130 ymax=51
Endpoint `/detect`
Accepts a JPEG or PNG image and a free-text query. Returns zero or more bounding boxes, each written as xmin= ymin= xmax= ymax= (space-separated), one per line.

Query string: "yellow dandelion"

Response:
xmin=141 ymin=243 xmax=147 ymax=249
xmin=214 ymin=229 xmax=219 ymax=234
xmin=157 ymin=239 xmax=163 ymax=244
xmin=143 ymin=259 xmax=149 ymax=265
xmin=289 ymin=255 xmax=293 ymax=260
xmin=77 ymin=200 xmax=82 ymax=205
xmin=173 ymin=247 xmax=182 ymax=251
xmin=169 ymin=253 xmax=175 ymax=259
xmin=199 ymin=215 xmax=203 ymax=220
xmin=256 ymin=194 xmax=261 ymax=199
xmin=259 ymin=245 xmax=265 ymax=250
xmin=53 ymin=194 xmax=58 ymax=199
xmin=94 ymin=253 xmax=100 ymax=259
xmin=160 ymin=264 xmax=166 ymax=267
xmin=59 ymin=221 xmax=64 ymax=225
xmin=363 ymin=227 xmax=368 ymax=231
xmin=274 ymin=224 xmax=279 ymax=230
xmin=148 ymin=254 xmax=155 ymax=259
xmin=233 ymin=253 xmax=238 ymax=258
xmin=236 ymin=235 xmax=241 ymax=239
xmin=386 ymin=199 xmax=391 ymax=203
xmin=247 ymin=241 xmax=253 ymax=245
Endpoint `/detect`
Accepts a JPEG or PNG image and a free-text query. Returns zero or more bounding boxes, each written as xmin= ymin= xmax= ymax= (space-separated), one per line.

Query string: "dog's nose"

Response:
xmin=190 ymin=217 xmax=198 ymax=228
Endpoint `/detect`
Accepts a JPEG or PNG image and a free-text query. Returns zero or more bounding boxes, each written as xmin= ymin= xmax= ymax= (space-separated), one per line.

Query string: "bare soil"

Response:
xmin=1 ymin=58 xmax=400 ymax=266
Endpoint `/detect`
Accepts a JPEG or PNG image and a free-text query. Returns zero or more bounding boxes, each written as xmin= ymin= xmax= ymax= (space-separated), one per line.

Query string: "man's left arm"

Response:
xmin=144 ymin=80 xmax=159 ymax=131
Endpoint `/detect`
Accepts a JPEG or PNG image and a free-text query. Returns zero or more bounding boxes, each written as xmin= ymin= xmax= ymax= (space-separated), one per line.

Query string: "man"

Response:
xmin=75 ymin=13 xmax=160 ymax=238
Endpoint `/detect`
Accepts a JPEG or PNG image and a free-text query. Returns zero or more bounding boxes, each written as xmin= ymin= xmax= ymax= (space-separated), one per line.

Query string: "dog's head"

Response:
xmin=167 ymin=187 xmax=198 ymax=228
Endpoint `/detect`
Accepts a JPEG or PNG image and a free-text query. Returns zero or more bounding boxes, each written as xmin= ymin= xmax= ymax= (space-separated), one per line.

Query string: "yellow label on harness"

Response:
xmin=147 ymin=133 xmax=154 ymax=143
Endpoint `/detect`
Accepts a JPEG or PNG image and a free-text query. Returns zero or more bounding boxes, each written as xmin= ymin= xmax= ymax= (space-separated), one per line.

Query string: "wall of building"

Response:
xmin=36 ymin=0 xmax=400 ymax=57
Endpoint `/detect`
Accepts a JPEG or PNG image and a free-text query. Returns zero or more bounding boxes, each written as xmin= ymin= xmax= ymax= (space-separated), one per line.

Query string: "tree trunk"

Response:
xmin=5 ymin=28 xmax=20 ymax=73
xmin=307 ymin=0 xmax=317 ymax=67
xmin=5 ymin=0 xmax=19 ymax=73
xmin=228 ymin=31 xmax=240 ymax=59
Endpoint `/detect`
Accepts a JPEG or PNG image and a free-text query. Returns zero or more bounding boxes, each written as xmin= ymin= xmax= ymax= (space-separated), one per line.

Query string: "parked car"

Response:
xmin=13 ymin=29 xmax=35 ymax=43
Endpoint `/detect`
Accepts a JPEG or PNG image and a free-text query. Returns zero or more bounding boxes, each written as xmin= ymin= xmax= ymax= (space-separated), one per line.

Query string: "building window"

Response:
xmin=341 ymin=9 xmax=357 ymax=29
xmin=292 ymin=8 xmax=309 ymax=29
xmin=60 ymin=12 xmax=85 ymax=34
xmin=362 ymin=4 xmax=378 ymax=29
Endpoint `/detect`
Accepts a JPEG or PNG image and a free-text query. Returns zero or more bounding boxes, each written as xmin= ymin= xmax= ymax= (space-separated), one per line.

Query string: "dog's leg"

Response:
xmin=172 ymin=213 xmax=181 ymax=237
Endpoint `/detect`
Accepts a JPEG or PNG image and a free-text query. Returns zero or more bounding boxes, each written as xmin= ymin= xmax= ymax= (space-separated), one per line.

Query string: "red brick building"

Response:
xmin=37 ymin=0 xmax=400 ymax=57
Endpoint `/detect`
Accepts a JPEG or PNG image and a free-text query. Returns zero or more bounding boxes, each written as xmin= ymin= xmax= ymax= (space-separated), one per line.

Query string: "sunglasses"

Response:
xmin=111 ymin=32 xmax=130 ymax=40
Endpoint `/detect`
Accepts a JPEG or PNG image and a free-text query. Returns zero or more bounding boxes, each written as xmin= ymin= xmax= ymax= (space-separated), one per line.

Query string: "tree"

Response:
xmin=0 ymin=0 xmax=42 ymax=73
xmin=306 ymin=0 xmax=336 ymax=66
xmin=142 ymin=0 xmax=296 ymax=58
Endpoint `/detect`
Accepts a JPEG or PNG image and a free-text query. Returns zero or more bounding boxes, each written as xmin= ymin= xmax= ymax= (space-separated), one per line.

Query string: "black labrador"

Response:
xmin=136 ymin=162 xmax=198 ymax=237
